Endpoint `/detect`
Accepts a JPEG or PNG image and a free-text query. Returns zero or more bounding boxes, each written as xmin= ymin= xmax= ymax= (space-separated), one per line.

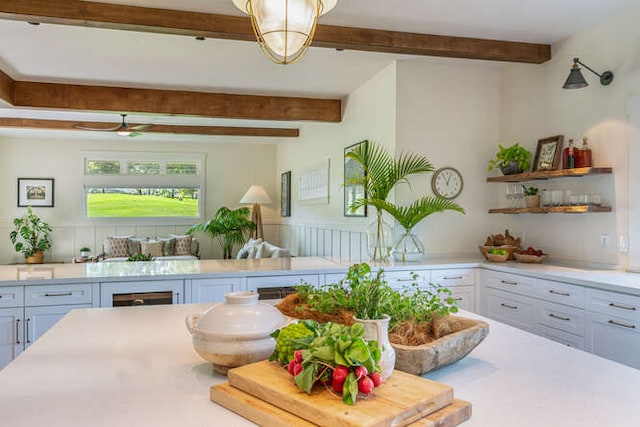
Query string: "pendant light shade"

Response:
xmin=233 ymin=0 xmax=338 ymax=64
xmin=563 ymin=57 xmax=614 ymax=89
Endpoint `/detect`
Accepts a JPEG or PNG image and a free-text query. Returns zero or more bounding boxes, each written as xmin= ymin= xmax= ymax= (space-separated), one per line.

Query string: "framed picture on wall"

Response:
xmin=344 ymin=141 xmax=367 ymax=217
xmin=17 ymin=178 xmax=55 ymax=207
xmin=533 ymin=135 xmax=564 ymax=172
xmin=281 ymin=171 xmax=291 ymax=217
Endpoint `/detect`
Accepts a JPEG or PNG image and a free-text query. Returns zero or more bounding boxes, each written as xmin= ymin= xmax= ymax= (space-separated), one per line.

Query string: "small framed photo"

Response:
xmin=344 ymin=141 xmax=367 ymax=217
xmin=18 ymin=178 xmax=55 ymax=207
xmin=533 ymin=135 xmax=564 ymax=172
xmin=281 ymin=171 xmax=291 ymax=217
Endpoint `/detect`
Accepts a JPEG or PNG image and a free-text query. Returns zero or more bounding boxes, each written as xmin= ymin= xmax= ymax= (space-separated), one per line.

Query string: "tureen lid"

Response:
xmin=190 ymin=291 xmax=286 ymax=338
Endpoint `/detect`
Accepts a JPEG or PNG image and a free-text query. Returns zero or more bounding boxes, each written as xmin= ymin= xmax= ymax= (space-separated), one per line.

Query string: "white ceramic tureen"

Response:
xmin=185 ymin=291 xmax=287 ymax=374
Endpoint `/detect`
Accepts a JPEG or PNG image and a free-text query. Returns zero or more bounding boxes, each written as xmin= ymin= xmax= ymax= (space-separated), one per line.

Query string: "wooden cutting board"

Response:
xmin=211 ymin=382 xmax=471 ymax=427
xmin=226 ymin=360 xmax=454 ymax=427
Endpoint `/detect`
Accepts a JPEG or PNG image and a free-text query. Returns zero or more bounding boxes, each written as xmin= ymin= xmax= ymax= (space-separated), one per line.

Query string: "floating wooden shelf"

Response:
xmin=486 ymin=167 xmax=612 ymax=183
xmin=488 ymin=205 xmax=612 ymax=214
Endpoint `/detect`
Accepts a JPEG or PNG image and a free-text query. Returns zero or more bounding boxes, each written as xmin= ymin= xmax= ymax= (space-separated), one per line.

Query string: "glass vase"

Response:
xmin=392 ymin=228 xmax=424 ymax=262
xmin=366 ymin=211 xmax=392 ymax=263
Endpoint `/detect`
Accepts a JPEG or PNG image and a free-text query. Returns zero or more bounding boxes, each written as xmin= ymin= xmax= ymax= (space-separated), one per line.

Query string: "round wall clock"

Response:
xmin=431 ymin=167 xmax=463 ymax=199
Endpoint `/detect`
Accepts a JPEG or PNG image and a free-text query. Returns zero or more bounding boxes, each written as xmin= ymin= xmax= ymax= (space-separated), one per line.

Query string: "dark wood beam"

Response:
xmin=0 ymin=118 xmax=300 ymax=137
xmin=0 ymin=68 xmax=14 ymax=105
xmin=0 ymin=0 xmax=551 ymax=64
xmin=12 ymin=82 xmax=342 ymax=122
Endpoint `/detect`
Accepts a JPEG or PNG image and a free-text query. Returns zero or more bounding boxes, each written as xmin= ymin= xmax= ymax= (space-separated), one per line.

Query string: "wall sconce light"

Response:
xmin=563 ymin=57 xmax=614 ymax=89
xmin=232 ymin=0 xmax=338 ymax=65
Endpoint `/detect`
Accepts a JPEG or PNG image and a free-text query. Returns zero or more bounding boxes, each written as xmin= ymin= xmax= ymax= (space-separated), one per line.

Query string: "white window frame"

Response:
xmin=80 ymin=151 xmax=206 ymax=221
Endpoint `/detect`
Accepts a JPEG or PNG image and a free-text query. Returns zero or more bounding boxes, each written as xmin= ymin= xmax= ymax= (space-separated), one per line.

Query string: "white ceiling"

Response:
xmin=0 ymin=0 xmax=638 ymax=137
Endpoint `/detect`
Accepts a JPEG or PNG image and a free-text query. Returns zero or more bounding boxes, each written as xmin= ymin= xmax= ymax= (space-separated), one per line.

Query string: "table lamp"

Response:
xmin=239 ymin=185 xmax=272 ymax=240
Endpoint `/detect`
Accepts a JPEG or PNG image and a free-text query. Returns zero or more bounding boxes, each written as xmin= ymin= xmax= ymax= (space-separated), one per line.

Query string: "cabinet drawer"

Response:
xmin=585 ymin=311 xmax=640 ymax=370
xmin=323 ymin=273 xmax=347 ymax=286
xmin=25 ymin=284 xmax=92 ymax=307
xmin=449 ymin=285 xmax=475 ymax=312
xmin=537 ymin=279 xmax=585 ymax=309
xmin=586 ymin=289 xmax=640 ymax=322
xmin=482 ymin=270 xmax=537 ymax=298
xmin=191 ymin=278 xmax=242 ymax=303
xmin=486 ymin=288 xmax=537 ymax=333
xmin=384 ymin=270 xmax=430 ymax=290
xmin=246 ymin=275 xmax=319 ymax=291
xmin=538 ymin=300 xmax=584 ymax=336
xmin=431 ymin=268 xmax=475 ymax=287
xmin=0 ymin=286 xmax=24 ymax=308
xmin=538 ymin=324 xmax=585 ymax=350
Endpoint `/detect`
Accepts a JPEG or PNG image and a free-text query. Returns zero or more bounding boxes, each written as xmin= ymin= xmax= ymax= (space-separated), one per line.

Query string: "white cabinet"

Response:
xmin=485 ymin=287 xmax=537 ymax=333
xmin=189 ymin=278 xmax=242 ymax=303
xmin=449 ymin=285 xmax=475 ymax=312
xmin=0 ymin=307 xmax=23 ymax=370
xmin=431 ymin=268 xmax=475 ymax=287
xmin=246 ymin=274 xmax=319 ymax=291
xmin=383 ymin=269 xmax=431 ymax=290
xmin=25 ymin=304 xmax=92 ymax=344
xmin=538 ymin=324 xmax=585 ymax=350
xmin=585 ymin=288 xmax=640 ymax=369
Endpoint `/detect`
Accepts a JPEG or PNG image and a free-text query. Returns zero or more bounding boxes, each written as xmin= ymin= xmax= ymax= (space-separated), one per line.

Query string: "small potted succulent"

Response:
xmin=79 ymin=247 xmax=91 ymax=258
xmin=488 ymin=143 xmax=532 ymax=175
xmin=522 ymin=185 xmax=540 ymax=208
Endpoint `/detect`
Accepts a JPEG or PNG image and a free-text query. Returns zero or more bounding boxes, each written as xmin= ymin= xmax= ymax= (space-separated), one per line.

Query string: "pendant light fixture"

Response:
xmin=233 ymin=0 xmax=338 ymax=64
xmin=563 ymin=57 xmax=614 ymax=89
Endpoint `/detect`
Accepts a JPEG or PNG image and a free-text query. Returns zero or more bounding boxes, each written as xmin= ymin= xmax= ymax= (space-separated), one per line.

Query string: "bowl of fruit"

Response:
xmin=485 ymin=248 xmax=509 ymax=262
xmin=514 ymin=247 xmax=547 ymax=263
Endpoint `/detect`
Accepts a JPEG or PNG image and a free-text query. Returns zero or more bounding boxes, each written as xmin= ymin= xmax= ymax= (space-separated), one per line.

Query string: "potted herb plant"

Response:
xmin=488 ymin=143 xmax=532 ymax=175
xmin=79 ymin=247 xmax=91 ymax=258
xmin=188 ymin=206 xmax=256 ymax=259
xmin=522 ymin=185 xmax=540 ymax=208
xmin=9 ymin=206 xmax=52 ymax=264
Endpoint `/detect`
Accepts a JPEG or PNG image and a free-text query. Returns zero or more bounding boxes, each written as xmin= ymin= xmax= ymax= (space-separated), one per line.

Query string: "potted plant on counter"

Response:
xmin=10 ymin=206 xmax=52 ymax=264
xmin=488 ymin=143 xmax=531 ymax=175
xmin=79 ymin=247 xmax=91 ymax=258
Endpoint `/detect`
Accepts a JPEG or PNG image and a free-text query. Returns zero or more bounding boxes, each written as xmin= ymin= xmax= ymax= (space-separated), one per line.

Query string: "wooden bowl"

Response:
xmin=514 ymin=253 xmax=548 ymax=264
xmin=479 ymin=245 xmax=519 ymax=260
xmin=486 ymin=252 xmax=509 ymax=262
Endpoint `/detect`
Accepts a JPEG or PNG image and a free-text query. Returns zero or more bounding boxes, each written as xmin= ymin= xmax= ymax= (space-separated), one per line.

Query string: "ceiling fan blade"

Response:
xmin=129 ymin=124 xmax=153 ymax=132
xmin=74 ymin=124 xmax=122 ymax=131
xmin=128 ymin=131 xmax=144 ymax=137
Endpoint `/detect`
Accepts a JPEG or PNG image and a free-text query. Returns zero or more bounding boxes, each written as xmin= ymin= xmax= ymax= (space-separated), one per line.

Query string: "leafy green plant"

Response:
xmin=522 ymin=185 xmax=539 ymax=196
xmin=80 ymin=246 xmax=91 ymax=252
xmin=488 ymin=143 xmax=531 ymax=172
xmin=374 ymin=197 xmax=465 ymax=231
xmin=188 ymin=206 xmax=256 ymax=259
xmin=9 ymin=206 xmax=52 ymax=258
xmin=127 ymin=253 xmax=153 ymax=262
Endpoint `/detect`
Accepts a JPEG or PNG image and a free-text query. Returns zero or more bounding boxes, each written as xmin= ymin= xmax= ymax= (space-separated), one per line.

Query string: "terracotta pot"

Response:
xmin=25 ymin=250 xmax=44 ymax=264
xmin=525 ymin=194 xmax=540 ymax=208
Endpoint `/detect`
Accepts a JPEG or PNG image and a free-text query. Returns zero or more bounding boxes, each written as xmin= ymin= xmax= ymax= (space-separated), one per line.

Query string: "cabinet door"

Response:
xmin=24 ymin=305 xmax=92 ymax=348
xmin=482 ymin=270 xmax=537 ymax=297
xmin=191 ymin=278 xmax=242 ymax=303
xmin=485 ymin=288 xmax=537 ymax=333
xmin=449 ymin=285 xmax=475 ymax=312
xmin=0 ymin=308 xmax=23 ymax=370
xmin=431 ymin=268 xmax=475 ymax=287
xmin=585 ymin=311 xmax=640 ymax=370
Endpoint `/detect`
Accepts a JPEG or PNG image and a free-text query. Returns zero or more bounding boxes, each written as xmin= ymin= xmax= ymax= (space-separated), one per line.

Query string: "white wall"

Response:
xmin=0 ymin=133 xmax=280 ymax=262
xmin=499 ymin=4 xmax=640 ymax=267
xmin=276 ymin=62 xmax=397 ymax=263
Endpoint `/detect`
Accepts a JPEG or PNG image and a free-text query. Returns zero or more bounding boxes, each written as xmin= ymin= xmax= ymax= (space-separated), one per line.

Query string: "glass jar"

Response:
xmin=366 ymin=211 xmax=392 ymax=262
xmin=392 ymin=229 xmax=424 ymax=262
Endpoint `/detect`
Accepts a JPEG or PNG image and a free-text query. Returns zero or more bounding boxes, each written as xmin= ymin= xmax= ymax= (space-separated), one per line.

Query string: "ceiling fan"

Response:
xmin=74 ymin=113 xmax=153 ymax=137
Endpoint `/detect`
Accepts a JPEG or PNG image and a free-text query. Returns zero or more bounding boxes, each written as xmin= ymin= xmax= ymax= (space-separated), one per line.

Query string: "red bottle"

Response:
xmin=579 ymin=137 xmax=593 ymax=168
xmin=562 ymin=139 xmax=576 ymax=169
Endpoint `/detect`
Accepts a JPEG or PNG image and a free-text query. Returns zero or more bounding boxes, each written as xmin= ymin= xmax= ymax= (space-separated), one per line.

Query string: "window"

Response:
xmin=81 ymin=152 xmax=205 ymax=219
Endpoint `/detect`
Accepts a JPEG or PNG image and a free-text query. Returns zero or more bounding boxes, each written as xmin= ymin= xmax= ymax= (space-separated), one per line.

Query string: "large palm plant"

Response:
xmin=345 ymin=140 xmax=464 ymax=261
xmin=188 ymin=206 xmax=256 ymax=259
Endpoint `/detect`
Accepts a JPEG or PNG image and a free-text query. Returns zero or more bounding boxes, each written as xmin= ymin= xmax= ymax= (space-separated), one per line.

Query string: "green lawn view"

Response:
xmin=87 ymin=193 xmax=199 ymax=217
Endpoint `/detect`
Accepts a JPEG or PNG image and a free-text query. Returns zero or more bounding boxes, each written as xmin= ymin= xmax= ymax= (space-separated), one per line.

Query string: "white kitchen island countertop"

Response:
xmin=0 ymin=304 xmax=638 ymax=427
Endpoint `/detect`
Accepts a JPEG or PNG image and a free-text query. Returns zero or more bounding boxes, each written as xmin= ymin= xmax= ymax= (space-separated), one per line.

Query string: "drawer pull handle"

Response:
xmin=500 ymin=280 xmax=517 ymax=286
xmin=177 ymin=292 xmax=180 ymax=304
xmin=549 ymin=290 xmax=570 ymax=297
xmin=133 ymin=299 xmax=145 ymax=306
xmin=16 ymin=318 xmax=20 ymax=344
xmin=608 ymin=320 xmax=636 ymax=329
xmin=396 ymin=278 xmax=415 ymax=282
xmin=500 ymin=303 xmax=518 ymax=310
xmin=549 ymin=313 xmax=570 ymax=321
xmin=26 ymin=318 xmax=31 ymax=344
xmin=609 ymin=303 xmax=636 ymax=311
xmin=44 ymin=292 xmax=73 ymax=297
xmin=452 ymin=297 xmax=463 ymax=301
xmin=443 ymin=276 xmax=463 ymax=280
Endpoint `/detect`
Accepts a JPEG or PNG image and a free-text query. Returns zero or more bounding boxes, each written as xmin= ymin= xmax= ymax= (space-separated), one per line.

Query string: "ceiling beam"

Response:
xmin=0 ymin=118 xmax=300 ymax=137
xmin=0 ymin=68 xmax=14 ymax=105
xmin=0 ymin=0 xmax=551 ymax=64
xmin=12 ymin=81 xmax=342 ymax=122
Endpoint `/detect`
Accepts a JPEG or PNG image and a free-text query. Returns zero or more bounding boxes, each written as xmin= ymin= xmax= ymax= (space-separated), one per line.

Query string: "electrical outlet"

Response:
xmin=600 ymin=235 xmax=608 ymax=249
xmin=619 ymin=236 xmax=629 ymax=253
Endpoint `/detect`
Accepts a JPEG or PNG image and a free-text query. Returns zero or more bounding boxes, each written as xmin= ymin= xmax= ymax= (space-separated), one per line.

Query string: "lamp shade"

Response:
xmin=239 ymin=185 xmax=273 ymax=204
xmin=233 ymin=0 xmax=337 ymax=64
xmin=563 ymin=65 xmax=588 ymax=89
